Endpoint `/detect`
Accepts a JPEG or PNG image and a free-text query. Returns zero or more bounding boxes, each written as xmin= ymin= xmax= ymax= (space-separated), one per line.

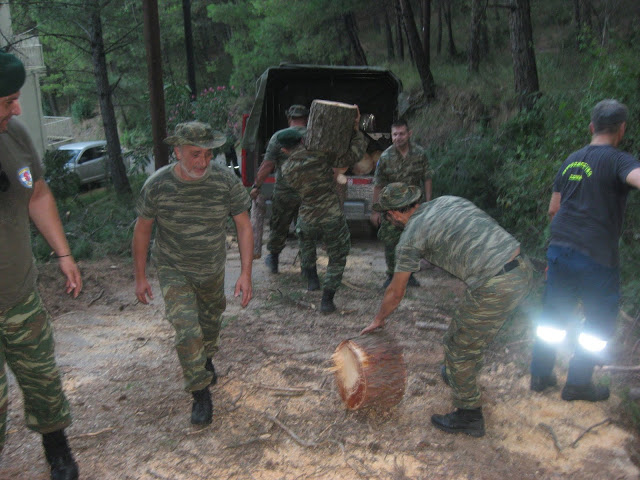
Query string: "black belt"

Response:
xmin=495 ymin=255 xmax=521 ymax=276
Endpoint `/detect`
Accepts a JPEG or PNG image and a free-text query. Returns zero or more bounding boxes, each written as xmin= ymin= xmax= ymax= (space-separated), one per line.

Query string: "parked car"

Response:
xmin=57 ymin=140 xmax=110 ymax=185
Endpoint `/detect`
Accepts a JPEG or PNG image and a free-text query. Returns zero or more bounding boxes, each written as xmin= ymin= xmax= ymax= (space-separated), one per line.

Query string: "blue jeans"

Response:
xmin=530 ymin=245 xmax=619 ymax=385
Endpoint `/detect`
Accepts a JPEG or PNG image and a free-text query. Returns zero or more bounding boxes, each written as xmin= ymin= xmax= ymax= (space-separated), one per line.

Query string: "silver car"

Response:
xmin=58 ymin=141 xmax=109 ymax=185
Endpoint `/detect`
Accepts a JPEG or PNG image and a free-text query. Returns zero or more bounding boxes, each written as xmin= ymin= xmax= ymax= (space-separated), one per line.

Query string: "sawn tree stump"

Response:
xmin=304 ymin=100 xmax=358 ymax=156
xmin=331 ymin=331 xmax=407 ymax=410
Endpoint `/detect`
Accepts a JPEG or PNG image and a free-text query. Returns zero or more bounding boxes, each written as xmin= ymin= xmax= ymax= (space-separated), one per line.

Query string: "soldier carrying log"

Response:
xmin=361 ymin=183 xmax=533 ymax=437
xmin=278 ymin=103 xmax=367 ymax=313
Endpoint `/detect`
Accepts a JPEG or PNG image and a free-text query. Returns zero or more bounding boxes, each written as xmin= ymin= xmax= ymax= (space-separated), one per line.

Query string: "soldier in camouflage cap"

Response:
xmin=133 ymin=121 xmax=253 ymax=426
xmin=362 ymin=183 xmax=533 ymax=438
xmin=250 ymin=105 xmax=309 ymax=273
xmin=371 ymin=120 xmax=433 ymax=288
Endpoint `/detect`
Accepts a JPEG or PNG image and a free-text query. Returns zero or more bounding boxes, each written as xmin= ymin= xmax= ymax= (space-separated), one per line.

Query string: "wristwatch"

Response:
xmin=252 ymin=183 xmax=260 ymax=190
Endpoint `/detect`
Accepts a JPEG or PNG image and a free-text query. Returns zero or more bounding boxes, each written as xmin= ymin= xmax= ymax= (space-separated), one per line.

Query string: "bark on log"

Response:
xmin=304 ymin=100 xmax=358 ymax=156
xmin=251 ymin=194 xmax=266 ymax=259
xmin=331 ymin=331 xmax=407 ymax=410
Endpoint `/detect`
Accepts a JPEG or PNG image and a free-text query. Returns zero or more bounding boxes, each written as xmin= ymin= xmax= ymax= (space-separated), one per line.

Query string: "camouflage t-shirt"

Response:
xmin=137 ymin=162 xmax=251 ymax=279
xmin=264 ymin=125 xmax=307 ymax=189
xmin=395 ymin=196 xmax=520 ymax=290
xmin=281 ymin=130 xmax=367 ymax=225
xmin=374 ymin=142 xmax=433 ymax=199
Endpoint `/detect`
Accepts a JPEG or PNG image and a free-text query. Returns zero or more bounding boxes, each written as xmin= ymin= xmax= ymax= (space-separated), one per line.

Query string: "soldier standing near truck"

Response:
xmin=370 ymin=120 xmax=433 ymax=288
xmin=249 ymin=105 xmax=309 ymax=274
xmin=279 ymin=108 xmax=367 ymax=313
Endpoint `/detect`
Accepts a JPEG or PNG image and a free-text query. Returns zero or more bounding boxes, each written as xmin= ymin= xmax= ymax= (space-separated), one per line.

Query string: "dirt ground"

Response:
xmin=2 ymin=229 xmax=639 ymax=480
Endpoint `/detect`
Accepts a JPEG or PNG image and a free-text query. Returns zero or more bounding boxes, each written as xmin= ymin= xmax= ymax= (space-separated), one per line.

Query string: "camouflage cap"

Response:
xmin=286 ymin=104 xmax=309 ymax=118
xmin=372 ymin=182 xmax=422 ymax=212
xmin=164 ymin=121 xmax=226 ymax=149
xmin=277 ymin=127 xmax=304 ymax=148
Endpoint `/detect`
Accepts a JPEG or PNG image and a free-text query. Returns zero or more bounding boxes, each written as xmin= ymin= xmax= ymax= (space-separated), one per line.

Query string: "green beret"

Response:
xmin=372 ymin=182 xmax=422 ymax=212
xmin=164 ymin=121 xmax=226 ymax=149
xmin=286 ymin=104 xmax=309 ymax=118
xmin=277 ymin=127 xmax=303 ymax=148
xmin=0 ymin=51 xmax=26 ymax=97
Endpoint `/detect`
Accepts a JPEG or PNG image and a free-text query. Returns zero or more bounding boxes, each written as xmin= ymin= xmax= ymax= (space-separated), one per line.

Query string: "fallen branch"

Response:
xmin=68 ymin=427 xmax=115 ymax=439
xmin=224 ymin=433 xmax=271 ymax=449
xmin=570 ymin=418 xmax=611 ymax=448
xmin=599 ymin=365 xmax=640 ymax=372
xmin=341 ymin=280 xmax=368 ymax=292
xmin=264 ymin=412 xmax=318 ymax=447
xmin=275 ymin=289 xmax=316 ymax=310
xmin=415 ymin=321 xmax=448 ymax=331
xmin=88 ymin=289 xmax=105 ymax=307
xmin=538 ymin=423 xmax=563 ymax=453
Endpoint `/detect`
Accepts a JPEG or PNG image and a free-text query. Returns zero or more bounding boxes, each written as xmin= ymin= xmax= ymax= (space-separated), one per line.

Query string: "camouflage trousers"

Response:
xmin=296 ymin=215 xmax=351 ymax=292
xmin=156 ymin=265 xmax=225 ymax=392
xmin=0 ymin=290 xmax=71 ymax=453
xmin=377 ymin=218 xmax=403 ymax=275
xmin=443 ymin=256 xmax=533 ymax=409
xmin=267 ymin=185 xmax=301 ymax=255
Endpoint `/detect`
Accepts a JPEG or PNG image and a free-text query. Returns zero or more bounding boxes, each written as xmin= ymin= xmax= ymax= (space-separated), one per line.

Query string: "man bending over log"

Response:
xmin=361 ymin=183 xmax=533 ymax=437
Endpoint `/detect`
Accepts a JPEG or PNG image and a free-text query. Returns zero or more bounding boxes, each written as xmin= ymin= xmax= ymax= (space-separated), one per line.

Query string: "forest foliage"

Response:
xmin=7 ymin=0 xmax=640 ymax=310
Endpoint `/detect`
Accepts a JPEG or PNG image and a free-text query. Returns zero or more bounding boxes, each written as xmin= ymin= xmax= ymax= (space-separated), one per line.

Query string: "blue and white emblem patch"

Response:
xmin=17 ymin=167 xmax=33 ymax=188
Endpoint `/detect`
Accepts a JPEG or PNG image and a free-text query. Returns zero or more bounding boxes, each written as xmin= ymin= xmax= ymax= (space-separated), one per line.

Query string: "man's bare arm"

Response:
xmin=233 ymin=211 xmax=254 ymax=307
xmin=132 ymin=217 xmax=154 ymax=304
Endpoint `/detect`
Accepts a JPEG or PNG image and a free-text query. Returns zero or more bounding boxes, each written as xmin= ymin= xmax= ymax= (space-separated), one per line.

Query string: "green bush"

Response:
xmin=70 ymin=97 xmax=95 ymax=122
xmin=43 ymin=149 xmax=81 ymax=201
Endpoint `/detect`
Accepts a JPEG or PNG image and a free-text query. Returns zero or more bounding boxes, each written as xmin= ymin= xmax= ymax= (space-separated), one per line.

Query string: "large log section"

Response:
xmin=304 ymin=100 xmax=358 ymax=156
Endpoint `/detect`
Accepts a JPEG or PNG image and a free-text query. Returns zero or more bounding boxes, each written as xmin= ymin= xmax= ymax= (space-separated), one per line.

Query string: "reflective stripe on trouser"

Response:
xmin=0 ymin=290 xmax=71 ymax=453
xmin=377 ymin=218 xmax=403 ymax=275
xmin=267 ymin=186 xmax=301 ymax=255
xmin=156 ymin=265 xmax=224 ymax=392
xmin=444 ymin=257 xmax=533 ymax=409
xmin=530 ymin=245 xmax=619 ymax=384
xmin=296 ymin=215 xmax=351 ymax=292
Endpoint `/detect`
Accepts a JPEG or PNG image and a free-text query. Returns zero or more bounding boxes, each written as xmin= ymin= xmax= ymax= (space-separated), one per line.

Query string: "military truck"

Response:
xmin=241 ymin=63 xmax=402 ymax=222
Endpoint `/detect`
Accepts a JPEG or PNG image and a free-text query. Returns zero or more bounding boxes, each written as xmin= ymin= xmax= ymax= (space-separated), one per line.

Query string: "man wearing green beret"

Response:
xmin=133 ymin=121 xmax=253 ymax=426
xmin=361 ymin=183 xmax=533 ymax=437
xmin=0 ymin=50 xmax=81 ymax=479
xmin=250 ymin=104 xmax=309 ymax=273
xmin=279 ymin=108 xmax=367 ymax=313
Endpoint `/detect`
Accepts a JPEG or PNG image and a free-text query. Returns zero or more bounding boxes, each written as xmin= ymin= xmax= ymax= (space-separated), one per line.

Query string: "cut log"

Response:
xmin=304 ymin=100 xmax=358 ymax=156
xmin=331 ymin=331 xmax=407 ymax=410
xmin=352 ymin=150 xmax=381 ymax=175
xmin=251 ymin=194 xmax=266 ymax=259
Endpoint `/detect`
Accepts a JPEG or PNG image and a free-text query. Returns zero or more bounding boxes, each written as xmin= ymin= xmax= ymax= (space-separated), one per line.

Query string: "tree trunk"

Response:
xmin=444 ymin=0 xmax=457 ymax=57
xmin=394 ymin=0 xmax=405 ymax=60
xmin=399 ymin=0 xmax=436 ymax=98
xmin=508 ymin=0 xmax=540 ymax=111
xmin=421 ymin=0 xmax=431 ymax=64
xmin=469 ymin=0 xmax=488 ymax=72
xmin=142 ymin=0 xmax=169 ymax=171
xmin=89 ymin=3 xmax=131 ymax=196
xmin=344 ymin=11 xmax=368 ymax=65
xmin=182 ymin=0 xmax=197 ymax=97
xmin=305 ymin=100 xmax=358 ymax=156
xmin=384 ymin=5 xmax=395 ymax=60
xmin=436 ymin=0 xmax=443 ymax=54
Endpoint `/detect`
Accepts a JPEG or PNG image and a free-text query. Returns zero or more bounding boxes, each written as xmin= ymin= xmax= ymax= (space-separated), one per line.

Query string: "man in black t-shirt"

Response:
xmin=530 ymin=99 xmax=640 ymax=402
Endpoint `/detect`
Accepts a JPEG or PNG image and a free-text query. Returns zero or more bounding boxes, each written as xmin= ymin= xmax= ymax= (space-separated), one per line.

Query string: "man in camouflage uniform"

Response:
xmin=133 ymin=121 xmax=253 ymax=426
xmin=250 ymin=105 xmax=308 ymax=273
xmin=279 ymin=110 xmax=367 ymax=313
xmin=361 ymin=183 xmax=533 ymax=438
xmin=371 ymin=120 xmax=433 ymax=288
xmin=0 ymin=51 xmax=81 ymax=479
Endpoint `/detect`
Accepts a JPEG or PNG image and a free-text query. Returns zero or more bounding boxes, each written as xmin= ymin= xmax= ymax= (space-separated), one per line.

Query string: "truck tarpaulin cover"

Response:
xmin=241 ymin=64 xmax=403 ymax=152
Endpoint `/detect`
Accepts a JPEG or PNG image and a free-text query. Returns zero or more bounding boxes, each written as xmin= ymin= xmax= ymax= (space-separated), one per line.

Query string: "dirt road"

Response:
xmin=2 ymin=235 xmax=638 ymax=479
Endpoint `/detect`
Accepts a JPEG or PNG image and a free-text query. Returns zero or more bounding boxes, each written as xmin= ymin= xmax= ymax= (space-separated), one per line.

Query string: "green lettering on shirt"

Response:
xmin=562 ymin=161 xmax=593 ymax=178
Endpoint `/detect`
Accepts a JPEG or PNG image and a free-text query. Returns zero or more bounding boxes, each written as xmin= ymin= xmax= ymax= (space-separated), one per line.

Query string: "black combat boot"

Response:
xmin=561 ymin=383 xmax=610 ymax=402
xmin=320 ymin=289 xmax=336 ymax=314
xmin=205 ymin=357 xmax=218 ymax=385
xmin=530 ymin=373 xmax=557 ymax=392
xmin=42 ymin=429 xmax=79 ymax=480
xmin=191 ymin=386 xmax=213 ymax=425
xmin=303 ymin=266 xmax=320 ymax=291
xmin=265 ymin=253 xmax=279 ymax=274
xmin=431 ymin=408 xmax=485 ymax=437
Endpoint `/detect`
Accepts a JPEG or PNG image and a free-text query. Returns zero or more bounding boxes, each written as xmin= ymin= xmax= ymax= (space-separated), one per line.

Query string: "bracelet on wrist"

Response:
xmin=55 ymin=253 xmax=72 ymax=258
xmin=252 ymin=183 xmax=261 ymax=190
